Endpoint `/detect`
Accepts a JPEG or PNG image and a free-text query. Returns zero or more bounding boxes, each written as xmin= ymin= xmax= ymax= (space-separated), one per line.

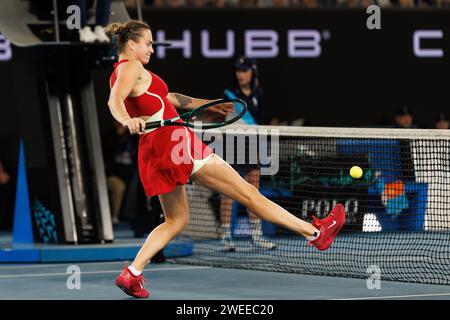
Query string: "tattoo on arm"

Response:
xmin=174 ymin=93 xmax=193 ymax=108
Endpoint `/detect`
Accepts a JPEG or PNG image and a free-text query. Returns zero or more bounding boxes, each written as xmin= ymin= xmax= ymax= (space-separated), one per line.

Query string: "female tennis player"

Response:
xmin=106 ymin=20 xmax=345 ymax=299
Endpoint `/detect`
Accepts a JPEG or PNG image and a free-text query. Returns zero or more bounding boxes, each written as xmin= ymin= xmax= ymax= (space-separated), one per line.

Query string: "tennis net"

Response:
xmin=168 ymin=125 xmax=450 ymax=285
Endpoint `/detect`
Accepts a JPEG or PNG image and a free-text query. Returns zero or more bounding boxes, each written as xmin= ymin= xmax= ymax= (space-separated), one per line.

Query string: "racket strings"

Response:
xmin=189 ymin=108 xmax=225 ymax=125
xmin=187 ymin=101 xmax=246 ymax=127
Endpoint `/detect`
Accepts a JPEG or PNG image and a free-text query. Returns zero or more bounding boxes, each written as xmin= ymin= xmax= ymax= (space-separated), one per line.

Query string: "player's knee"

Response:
xmin=179 ymin=216 xmax=189 ymax=231
xmin=166 ymin=215 xmax=189 ymax=233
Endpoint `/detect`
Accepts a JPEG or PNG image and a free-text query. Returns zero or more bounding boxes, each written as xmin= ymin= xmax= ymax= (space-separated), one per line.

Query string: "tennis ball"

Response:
xmin=350 ymin=166 xmax=363 ymax=179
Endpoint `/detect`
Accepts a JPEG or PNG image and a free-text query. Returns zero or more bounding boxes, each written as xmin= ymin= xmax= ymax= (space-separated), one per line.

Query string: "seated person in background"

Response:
xmin=394 ymin=106 xmax=417 ymax=128
xmin=0 ymin=160 xmax=12 ymax=230
xmin=268 ymin=117 xmax=280 ymax=126
xmin=71 ymin=0 xmax=111 ymax=43
xmin=103 ymin=121 xmax=138 ymax=224
xmin=435 ymin=113 xmax=449 ymax=129
xmin=0 ymin=161 xmax=10 ymax=186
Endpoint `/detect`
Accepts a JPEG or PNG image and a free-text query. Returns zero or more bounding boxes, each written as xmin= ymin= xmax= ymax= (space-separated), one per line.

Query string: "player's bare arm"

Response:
xmin=108 ymin=60 xmax=146 ymax=134
xmin=168 ymin=92 xmax=210 ymax=111
xmin=168 ymin=93 xmax=234 ymax=116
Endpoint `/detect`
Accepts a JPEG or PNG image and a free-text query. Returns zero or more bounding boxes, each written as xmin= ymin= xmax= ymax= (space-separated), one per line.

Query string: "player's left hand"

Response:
xmin=208 ymin=100 xmax=234 ymax=116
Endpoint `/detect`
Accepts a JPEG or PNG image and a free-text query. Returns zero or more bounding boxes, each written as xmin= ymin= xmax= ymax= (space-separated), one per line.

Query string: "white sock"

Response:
xmin=306 ymin=228 xmax=320 ymax=241
xmin=220 ymin=224 xmax=232 ymax=238
xmin=128 ymin=265 xmax=142 ymax=276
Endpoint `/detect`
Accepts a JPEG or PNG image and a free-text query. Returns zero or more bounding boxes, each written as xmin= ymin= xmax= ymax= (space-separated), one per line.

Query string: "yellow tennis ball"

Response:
xmin=350 ymin=166 xmax=363 ymax=179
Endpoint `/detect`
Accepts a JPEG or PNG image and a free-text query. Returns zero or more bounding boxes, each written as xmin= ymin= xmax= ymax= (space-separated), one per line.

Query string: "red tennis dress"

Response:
xmin=110 ymin=59 xmax=212 ymax=196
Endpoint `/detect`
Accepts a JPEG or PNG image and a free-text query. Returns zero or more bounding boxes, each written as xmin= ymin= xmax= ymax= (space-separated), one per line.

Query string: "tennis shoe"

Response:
xmin=93 ymin=25 xmax=110 ymax=43
xmin=115 ymin=266 xmax=150 ymax=298
xmin=308 ymin=204 xmax=345 ymax=251
xmin=79 ymin=26 xmax=97 ymax=43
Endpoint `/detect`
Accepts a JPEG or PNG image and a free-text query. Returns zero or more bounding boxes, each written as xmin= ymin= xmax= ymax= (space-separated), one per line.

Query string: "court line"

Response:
xmin=334 ymin=292 xmax=450 ymax=300
xmin=0 ymin=266 xmax=211 ymax=279
xmin=0 ymin=261 xmax=133 ymax=270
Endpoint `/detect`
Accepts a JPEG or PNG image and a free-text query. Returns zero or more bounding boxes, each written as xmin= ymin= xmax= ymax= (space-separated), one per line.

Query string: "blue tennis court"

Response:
xmin=1 ymin=260 xmax=450 ymax=300
xmin=1 ymin=0 xmax=450 ymax=306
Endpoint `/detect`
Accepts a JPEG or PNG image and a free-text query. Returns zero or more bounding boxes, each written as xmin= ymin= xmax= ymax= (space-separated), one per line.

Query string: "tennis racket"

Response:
xmin=144 ymin=98 xmax=247 ymax=130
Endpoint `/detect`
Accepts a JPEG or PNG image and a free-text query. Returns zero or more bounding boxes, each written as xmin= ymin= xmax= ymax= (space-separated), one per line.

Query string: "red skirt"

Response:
xmin=138 ymin=126 xmax=212 ymax=196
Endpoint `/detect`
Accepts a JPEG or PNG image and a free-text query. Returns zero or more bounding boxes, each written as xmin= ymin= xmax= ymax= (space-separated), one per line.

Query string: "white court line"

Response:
xmin=334 ymin=292 xmax=450 ymax=300
xmin=0 ymin=261 xmax=126 ymax=270
xmin=0 ymin=261 xmax=131 ymax=270
xmin=0 ymin=266 xmax=211 ymax=279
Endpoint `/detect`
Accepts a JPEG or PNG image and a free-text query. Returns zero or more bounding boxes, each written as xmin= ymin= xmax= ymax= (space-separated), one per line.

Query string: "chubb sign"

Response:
xmin=155 ymin=29 xmax=330 ymax=59
xmin=413 ymin=29 xmax=445 ymax=58
xmin=155 ymin=28 xmax=447 ymax=59
xmin=0 ymin=33 xmax=12 ymax=61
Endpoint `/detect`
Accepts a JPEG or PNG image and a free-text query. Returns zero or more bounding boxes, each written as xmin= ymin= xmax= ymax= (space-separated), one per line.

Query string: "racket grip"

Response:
xmin=145 ymin=121 xmax=163 ymax=129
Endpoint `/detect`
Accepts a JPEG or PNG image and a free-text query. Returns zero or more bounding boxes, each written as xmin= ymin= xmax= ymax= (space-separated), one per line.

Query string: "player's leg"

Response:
xmin=192 ymin=154 xmax=345 ymax=250
xmin=115 ymin=185 xmax=190 ymax=298
xmin=192 ymin=155 xmax=316 ymax=237
xmin=131 ymin=185 xmax=189 ymax=271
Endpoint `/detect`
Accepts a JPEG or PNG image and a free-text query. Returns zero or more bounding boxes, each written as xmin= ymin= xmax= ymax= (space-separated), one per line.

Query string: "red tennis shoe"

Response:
xmin=115 ymin=266 xmax=150 ymax=298
xmin=307 ymin=204 xmax=346 ymax=251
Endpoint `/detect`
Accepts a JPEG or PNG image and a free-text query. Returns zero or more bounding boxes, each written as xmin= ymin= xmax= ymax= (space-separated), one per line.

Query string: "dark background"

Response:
xmin=1 ymin=9 xmax=449 ymax=138
xmin=85 ymin=8 xmax=450 ymax=131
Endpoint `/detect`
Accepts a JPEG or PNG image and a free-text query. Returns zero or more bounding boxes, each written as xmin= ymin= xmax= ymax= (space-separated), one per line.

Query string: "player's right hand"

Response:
xmin=123 ymin=118 xmax=146 ymax=135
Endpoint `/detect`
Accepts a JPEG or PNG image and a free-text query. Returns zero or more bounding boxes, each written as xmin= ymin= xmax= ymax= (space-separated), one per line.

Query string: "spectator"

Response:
xmin=0 ymin=161 xmax=10 ymax=187
xmin=337 ymin=0 xmax=359 ymax=7
xmin=299 ymin=0 xmax=319 ymax=7
xmin=376 ymin=0 xmax=393 ymax=6
xmin=435 ymin=113 xmax=449 ymax=129
xmin=167 ymin=0 xmax=187 ymax=7
xmin=103 ymin=121 xmax=138 ymax=224
xmin=417 ymin=0 xmax=434 ymax=6
xmin=219 ymin=56 xmax=276 ymax=251
xmin=238 ymin=0 xmax=260 ymax=6
xmin=123 ymin=0 xmax=137 ymax=6
xmin=0 ymin=160 xmax=12 ymax=230
xmin=396 ymin=0 xmax=415 ymax=6
xmin=127 ymin=0 xmax=448 ymax=6
xmin=269 ymin=117 xmax=280 ymax=126
xmin=394 ymin=106 xmax=416 ymax=128
xmin=272 ymin=0 xmax=290 ymax=6
xmin=124 ymin=0 xmax=159 ymax=7
xmin=186 ymin=0 xmax=211 ymax=6
xmin=214 ymin=0 xmax=238 ymax=7
xmin=71 ymin=0 xmax=111 ymax=43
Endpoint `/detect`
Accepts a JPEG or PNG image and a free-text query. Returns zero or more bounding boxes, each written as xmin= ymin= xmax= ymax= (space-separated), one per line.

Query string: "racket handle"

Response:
xmin=145 ymin=120 xmax=165 ymax=129
xmin=145 ymin=116 xmax=182 ymax=130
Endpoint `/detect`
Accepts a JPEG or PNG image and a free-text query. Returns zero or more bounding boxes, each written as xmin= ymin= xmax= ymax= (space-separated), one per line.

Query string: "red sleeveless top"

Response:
xmin=110 ymin=59 xmax=179 ymax=120
xmin=110 ymin=59 xmax=211 ymax=196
